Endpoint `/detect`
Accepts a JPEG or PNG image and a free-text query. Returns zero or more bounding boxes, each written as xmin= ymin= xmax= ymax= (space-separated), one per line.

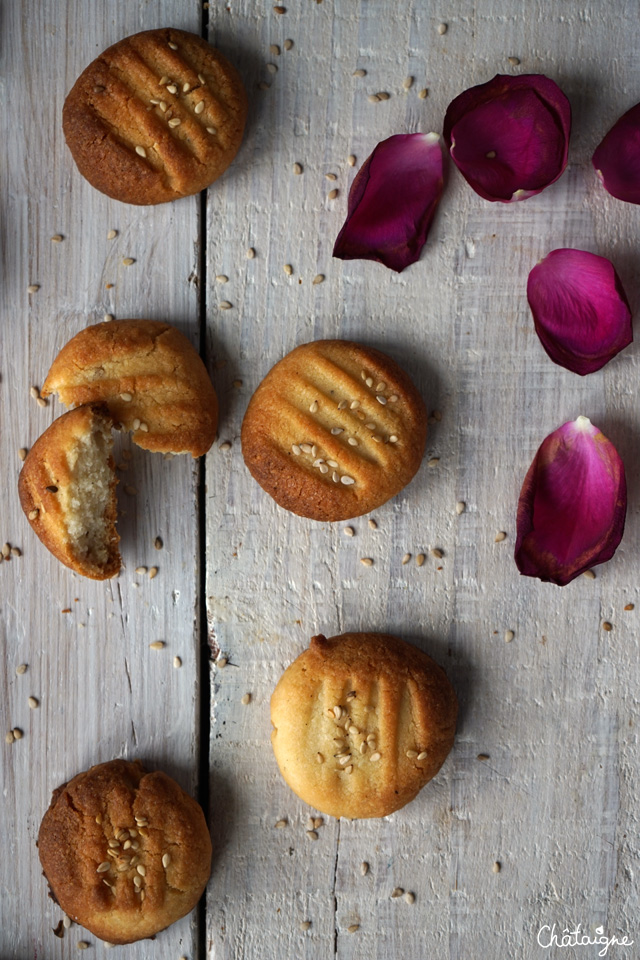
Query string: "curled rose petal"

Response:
xmin=527 ymin=249 xmax=632 ymax=375
xmin=443 ymin=74 xmax=571 ymax=202
xmin=515 ymin=417 xmax=626 ymax=586
xmin=592 ymin=102 xmax=640 ymax=204
xmin=332 ymin=132 xmax=444 ymax=273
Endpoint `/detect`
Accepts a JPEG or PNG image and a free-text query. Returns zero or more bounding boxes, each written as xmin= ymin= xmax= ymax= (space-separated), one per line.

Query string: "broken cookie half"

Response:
xmin=41 ymin=319 xmax=218 ymax=458
xmin=18 ymin=405 xmax=121 ymax=580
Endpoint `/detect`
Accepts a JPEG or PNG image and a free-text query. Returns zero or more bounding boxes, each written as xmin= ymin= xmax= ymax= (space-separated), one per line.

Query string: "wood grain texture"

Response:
xmin=205 ymin=1 xmax=640 ymax=959
xmin=0 ymin=1 xmax=203 ymax=956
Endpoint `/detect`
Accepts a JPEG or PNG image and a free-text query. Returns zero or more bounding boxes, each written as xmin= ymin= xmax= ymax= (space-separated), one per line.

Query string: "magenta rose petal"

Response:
xmin=593 ymin=102 xmax=640 ymax=204
xmin=332 ymin=132 xmax=444 ymax=273
xmin=443 ymin=74 xmax=571 ymax=202
xmin=527 ymin=249 xmax=633 ymax=375
xmin=515 ymin=417 xmax=627 ymax=586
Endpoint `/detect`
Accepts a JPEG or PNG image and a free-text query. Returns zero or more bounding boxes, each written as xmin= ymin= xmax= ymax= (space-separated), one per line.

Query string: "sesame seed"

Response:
xmin=583 ymin=569 xmax=596 ymax=579
xmin=220 ymin=301 xmax=232 ymax=310
xmin=162 ymin=853 xmax=171 ymax=868
xmin=274 ymin=4 xmax=286 ymax=12
xmin=275 ymin=818 xmax=287 ymax=828
xmin=241 ymin=693 xmax=251 ymax=705
xmin=353 ymin=68 xmax=366 ymax=77
xmin=377 ymin=92 xmax=390 ymax=100
xmin=133 ymin=875 xmax=143 ymax=889
xmin=293 ymin=162 xmax=303 ymax=175
xmin=403 ymin=76 xmax=414 ymax=90
xmin=291 ymin=444 xmax=302 ymax=456
xmin=456 ymin=501 xmax=466 ymax=515
xmin=77 ymin=942 xmax=90 ymax=950
xmin=10 ymin=547 xmax=20 ymax=558
xmin=427 ymin=457 xmax=440 ymax=467
xmin=168 ymin=117 xmax=181 ymax=127
xmin=300 ymin=443 xmax=313 ymax=454
xmin=5 ymin=731 xmax=14 ymax=744
xmin=338 ymin=754 xmax=352 ymax=766
xmin=139 ymin=422 xmax=149 ymax=433
xmin=602 ymin=621 xmax=613 ymax=632
xmin=368 ymin=94 xmax=381 ymax=103
xmin=2 ymin=544 xmax=10 ymax=558
xmin=312 ymin=273 xmax=325 ymax=284
xmin=300 ymin=920 xmax=312 ymax=931
xmin=183 ymin=82 xmax=191 ymax=93
xmin=51 ymin=234 xmax=63 ymax=242
xmin=306 ymin=830 xmax=319 ymax=840
xmin=360 ymin=557 xmax=374 ymax=568
xmin=149 ymin=641 xmax=165 ymax=650
xmin=313 ymin=817 xmax=323 ymax=828
xmin=18 ymin=448 xmax=27 ymax=461
xmin=28 ymin=696 xmax=39 ymax=709
xmin=388 ymin=394 xmax=398 ymax=403
xmin=493 ymin=861 xmax=501 ymax=873
xmin=347 ymin=437 xmax=358 ymax=446
xmin=136 ymin=864 xmax=147 ymax=877
xmin=195 ymin=101 xmax=205 ymax=114
xmin=168 ymin=40 xmax=178 ymax=49
xmin=494 ymin=531 xmax=507 ymax=542
xmin=404 ymin=891 xmax=416 ymax=904
xmin=508 ymin=56 xmax=520 ymax=65
xmin=369 ymin=751 xmax=381 ymax=761
xmin=16 ymin=664 xmax=27 ymax=675
xmin=284 ymin=38 xmax=294 ymax=50
xmin=327 ymin=460 xmax=338 ymax=468
xmin=477 ymin=753 xmax=490 ymax=761
xmin=159 ymin=75 xmax=169 ymax=86
xmin=348 ymin=924 xmax=360 ymax=934
xmin=332 ymin=471 xmax=339 ymax=483
xmin=173 ymin=656 xmax=182 ymax=668
xmin=345 ymin=764 xmax=354 ymax=774
xmin=317 ymin=752 xmax=324 ymax=763
xmin=365 ymin=422 xmax=376 ymax=430
xmin=283 ymin=263 xmax=293 ymax=275
xmin=135 ymin=146 xmax=147 ymax=157
xmin=325 ymin=173 xmax=338 ymax=181
xmin=309 ymin=400 xmax=319 ymax=413
xmin=96 ymin=861 xmax=111 ymax=873
xmin=219 ymin=441 xmax=232 ymax=451
xmin=347 ymin=154 xmax=356 ymax=166
xmin=350 ymin=400 xmax=360 ymax=410
xmin=198 ymin=73 xmax=207 ymax=83
xmin=29 ymin=386 xmax=40 ymax=399
xmin=406 ymin=749 xmax=418 ymax=759
xmin=37 ymin=397 xmax=47 ymax=408
xmin=27 ymin=284 xmax=40 ymax=294
xmin=431 ymin=548 xmax=443 ymax=559
xmin=337 ymin=399 xmax=348 ymax=410
xmin=63 ymin=915 xmax=72 ymax=928
xmin=333 ymin=705 xmax=342 ymax=719
xmin=437 ymin=22 xmax=448 ymax=34
xmin=402 ymin=553 xmax=411 ymax=565
xmin=368 ymin=518 xmax=378 ymax=529
xmin=327 ymin=189 xmax=339 ymax=200
xmin=207 ymin=126 xmax=217 ymax=134
xmin=132 ymin=418 xmax=141 ymax=430
xmin=122 ymin=257 xmax=135 ymax=266
xmin=391 ymin=887 xmax=404 ymax=898
xmin=270 ymin=44 xmax=281 ymax=55
xmin=216 ymin=274 xmax=228 ymax=283
xmin=417 ymin=751 xmax=427 ymax=761
xmin=418 ymin=88 xmax=428 ymax=99
xmin=625 ymin=603 xmax=635 ymax=611
xmin=306 ymin=817 xmax=315 ymax=830
xmin=246 ymin=247 xmax=256 ymax=259
xmin=504 ymin=630 xmax=514 ymax=643
xmin=135 ymin=566 xmax=148 ymax=575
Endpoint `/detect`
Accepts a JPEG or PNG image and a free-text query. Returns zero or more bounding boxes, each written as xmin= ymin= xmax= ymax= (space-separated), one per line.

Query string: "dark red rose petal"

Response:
xmin=443 ymin=74 xmax=571 ymax=202
xmin=527 ymin=249 xmax=632 ymax=375
xmin=593 ymin=102 xmax=640 ymax=204
xmin=332 ymin=132 xmax=444 ymax=273
xmin=515 ymin=417 xmax=626 ymax=586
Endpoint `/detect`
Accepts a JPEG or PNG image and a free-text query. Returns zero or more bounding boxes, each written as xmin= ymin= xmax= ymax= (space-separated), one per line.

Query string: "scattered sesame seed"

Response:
xmin=437 ymin=22 xmax=448 ymax=34
xmin=51 ymin=234 xmax=63 ymax=243
xmin=347 ymin=154 xmax=356 ymax=166
xmin=246 ymin=247 xmax=256 ymax=259
xmin=37 ymin=397 xmax=47 ymax=408
xmin=344 ymin=526 xmax=355 ymax=537
xmin=273 ymin=5 xmax=286 ymax=12
xmin=416 ymin=553 xmax=425 ymax=566
xmin=149 ymin=641 xmax=165 ymax=650
xmin=135 ymin=146 xmax=147 ymax=157
xmin=306 ymin=817 xmax=315 ymax=830
xmin=508 ymin=56 xmax=520 ymax=65
xmin=137 ymin=864 xmax=147 ymax=877
xmin=504 ymin=630 xmax=514 ymax=643
xmin=403 ymin=76 xmax=414 ymax=90
xmin=493 ymin=861 xmax=501 ymax=873
xmin=583 ymin=569 xmax=596 ymax=579
xmin=162 ymin=853 xmax=171 ymax=868
xmin=369 ymin=751 xmax=381 ymax=762
xmin=284 ymin=38 xmax=294 ymax=50
xmin=602 ymin=621 xmax=613 ymax=632
xmin=63 ymin=915 xmax=72 ymax=928
xmin=313 ymin=817 xmax=323 ymax=828
xmin=29 ymin=509 xmax=39 ymax=520
xmin=377 ymin=92 xmax=390 ymax=100
xmin=2 ymin=543 xmax=10 ymax=558
xmin=107 ymin=229 xmax=117 ymax=240
xmin=368 ymin=518 xmax=378 ymax=529
xmin=325 ymin=173 xmax=338 ymax=182
xmin=283 ymin=263 xmax=293 ymax=275
xmin=391 ymin=887 xmax=404 ymax=898
xmin=312 ymin=273 xmax=325 ymax=284
xmin=217 ymin=657 xmax=228 ymax=669
xmin=135 ymin=566 xmax=148 ymax=575
xmin=494 ymin=531 xmax=507 ymax=542
xmin=431 ymin=548 xmax=443 ymax=559
xmin=270 ymin=44 xmax=281 ymax=55
xmin=333 ymin=705 xmax=342 ymax=719
xmin=219 ymin=301 xmax=232 ymax=310
xmin=360 ymin=861 xmax=369 ymax=876
xmin=28 ymin=696 xmax=39 ymax=709
xmin=348 ymin=924 xmax=360 ymax=934
xmin=5 ymin=731 xmax=15 ymax=744
xmin=353 ymin=68 xmax=366 ymax=77
xmin=77 ymin=942 xmax=90 ymax=950
xmin=328 ymin=189 xmax=339 ymax=199
xmin=309 ymin=400 xmax=319 ymax=413
xmin=625 ymin=603 xmax=635 ymax=611
xmin=275 ymin=818 xmax=287 ymax=828
xmin=27 ymin=284 xmax=40 ymax=294
xmin=427 ymin=457 xmax=440 ymax=467
xmin=300 ymin=920 xmax=312 ymax=931
xmin=195 ymin=101 xmax=205 ymax=114
xmin=16 ymin=664 xmax=27 ymax=675
xmin=148 ymin=567 xmax=158 ymax=579
xmin=168 ymin=40 xmax=178 ymax=49
xmin=216 ymin=275 xmax=229 ymax=283
xmin=418 ymin=87 xmax=428 ymax=99
xmin=345 ymin=764 xmax=353 ymax=774
xmin=132 ymin=418 xmax=141 ymax=430
xmin=417 ymin=751 xmax=427 ymax=761
xmin=360 ymin=557 xmax=374 ymax=567
xmin=337 ymin=399 xmax=348 ymax=410
xmin=10 ymin=547 xmax=21 ymax=557
xmin=122 ymin=257 xmax=135 ymax=266
xmin=317 ymin=752 xmax=324 ymax=763
xmin=173 ymin=656 xmax=182 ymax=669
xmin=306 ymin=830 xmax=318 ymax=841
xmin=241 ymin=693 xmax=251 ymax=705
xmin=404 ymin=891 xmax=416 ymax=904
xmin=18 ymin=448 xmax=27 ymax=461
xmin=456 ymin=501 xmax=466 ymax=515
xmin=368 ymin=94 xmax=381 ymax=103
xmin=30 ymin=386 xmax=40 ymax=399
xmin=477 ymin=753 xmax=490 ymax=761
xmin=402 ymin=553 xmax=411 ymax=565
xmin=219 ymin=441 xmax=232 ymax=451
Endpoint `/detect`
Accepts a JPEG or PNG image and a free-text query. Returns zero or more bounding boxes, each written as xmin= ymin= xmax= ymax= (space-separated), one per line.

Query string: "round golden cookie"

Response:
xmin=63 ymin=28 xmax=248 ymax=204
xmin=270 ymin=632 xmax=458 ymax=819
xmin=42 ymin=319 xmax=218 ymax=457
xmin=38 ymin=759 xmax=212 ymax=945
xmin=18 ymin=404 xmax=120 ymax=580
xmin=241 ymin=340 xmax=427 ymax=521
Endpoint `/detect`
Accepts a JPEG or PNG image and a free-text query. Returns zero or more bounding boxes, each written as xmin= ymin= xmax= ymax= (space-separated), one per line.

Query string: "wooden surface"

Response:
xmin=2 ymin=0 xmax=640 ymax=957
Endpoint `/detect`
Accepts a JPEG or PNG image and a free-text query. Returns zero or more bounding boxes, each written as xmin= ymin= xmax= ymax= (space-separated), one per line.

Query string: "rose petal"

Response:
xmin=443 ymin=74 xmax=571 ymax=202
xmin=515 ymin=417 xmax=626 ymax=586
xmin=332 ymin=132 xmax=444 ymax=273
xmin=592 ymin=102 xmax=640 ymax=204
xmin=527 ymin=249 xmax=632 ymax=375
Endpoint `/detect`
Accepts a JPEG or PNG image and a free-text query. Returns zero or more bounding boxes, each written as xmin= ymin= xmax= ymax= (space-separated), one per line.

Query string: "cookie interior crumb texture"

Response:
xmin=62 ymin=28 xmax=248 ymax=205
xmin=270 ymin=632 xmax=457 ymax=818
xmin=42 ymin=319 xmax=218 ymax=457
xmin=18 ymin=405 xmax=121 ymax=579
xmin=38 ymin=759 xmax=212 ymax=944
xmin=241 ymin=340 xmax=427 ymax=521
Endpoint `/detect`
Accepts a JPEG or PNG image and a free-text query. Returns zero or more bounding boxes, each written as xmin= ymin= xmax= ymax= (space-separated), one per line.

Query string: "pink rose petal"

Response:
xmin=592 ymin=102 xmax=640 ymax=204
xmin=515 ymin=417 xmax=626 ymax=586
xmin=332 ymin=132 xmax=444 ymax=273
xmin=443 ymin=74 xmax=571 ymax=202
xmin=527 ymin=249 xmax=632 ymax=375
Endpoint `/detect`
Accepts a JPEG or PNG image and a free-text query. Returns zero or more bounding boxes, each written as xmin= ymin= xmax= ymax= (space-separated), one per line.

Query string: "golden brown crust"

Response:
xmin=63 ymin=27 xmax=248 ymax=205
xmin=42 ymin=319 xmax=218 ymax=457
xmin=241 ymin=340 xmax=427 ymax=521
xmin=18 ymin=405 xmax=120 ymax=580
xmin=270 ymin=632 xmax=457 ymax=819
xmin=38 ymin=759 xmax=212 ymax=945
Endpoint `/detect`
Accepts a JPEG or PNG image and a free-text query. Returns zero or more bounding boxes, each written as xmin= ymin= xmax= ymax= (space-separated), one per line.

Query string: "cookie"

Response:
xmin=18 ymin=404 xmax=120 ymax=580
xmin=63 ymin=27 xmax=248 ymax=204
xmin=270 ymin=632 xmax=457 ymax=819
xmin=38 ymin=759 xmax=212 ymax=945
xmin=42 ymin=319 xmax=218 ymax=457
xmin=241 ymin=340 xmax=427 ymax=521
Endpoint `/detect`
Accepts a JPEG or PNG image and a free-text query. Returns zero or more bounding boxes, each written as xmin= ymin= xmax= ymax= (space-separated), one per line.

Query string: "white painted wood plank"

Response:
xmin=206 ymin=1 xmax=640 ymax=958
xmin=0 ymin=2 xmax=203 ymax=956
